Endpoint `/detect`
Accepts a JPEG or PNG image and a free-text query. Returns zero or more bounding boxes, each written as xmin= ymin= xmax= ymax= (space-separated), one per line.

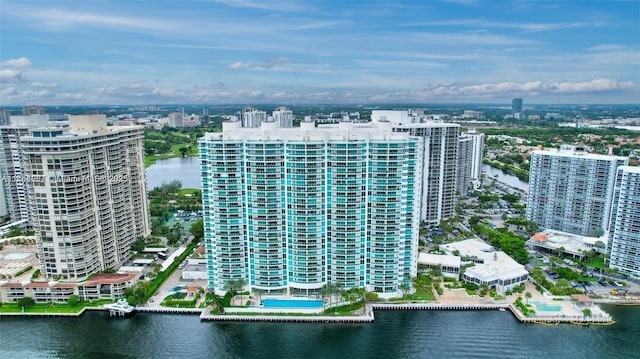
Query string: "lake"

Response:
xmin=482 ymin=164 xmax=529 ymax=192
xmin=146 ymin=156 xmax=201 ymax=190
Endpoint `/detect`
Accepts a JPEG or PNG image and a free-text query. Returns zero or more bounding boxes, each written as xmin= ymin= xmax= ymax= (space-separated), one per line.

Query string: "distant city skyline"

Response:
xmin=1 ymin=1 xmax=639 ymax=105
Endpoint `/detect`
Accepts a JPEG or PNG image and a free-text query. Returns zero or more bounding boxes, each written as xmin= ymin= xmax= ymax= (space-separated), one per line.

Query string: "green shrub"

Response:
xmin=14 ymin=266 xmax=33 ymax=277
xmin=31 ymin=269 xmax=41 ymax=280
xmin=67 ymin=295 xmax=79 ymax=306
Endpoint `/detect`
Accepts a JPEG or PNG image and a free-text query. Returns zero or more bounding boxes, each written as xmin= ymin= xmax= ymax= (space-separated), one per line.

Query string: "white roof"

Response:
xmin=532 ymin=148 xmax=627 ymax=162
xmin=464 ymin=252 xmax=529 ymax=283
xmin=132 ymin=259 xmax=154 ymax=264
xmin=142 ymin=247 xmax=168 ymax=253
xmin=418 ymin=253 xmax=461 ymax=268
xmin=204 ymin=120 xmax=415 ymax=142
xmin=441 ymin=238 xmax=493 ymax=257
xmin=441 ymin=238 xmax=528 ymax=282
xmin=527 ymin=229 xmax=608 ymax=255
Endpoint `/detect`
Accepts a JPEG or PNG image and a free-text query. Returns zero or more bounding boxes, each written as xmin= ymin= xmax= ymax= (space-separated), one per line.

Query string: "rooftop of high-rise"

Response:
xmin=532 ymin=145 xmax=628 ymax=161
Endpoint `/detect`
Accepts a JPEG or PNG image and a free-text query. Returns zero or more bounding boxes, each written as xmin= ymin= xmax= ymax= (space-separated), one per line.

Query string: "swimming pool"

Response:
xmin=261 ymin=299 xmax=324 ymax=309
xmin=530 ymin=300 xmax=562 ymax=312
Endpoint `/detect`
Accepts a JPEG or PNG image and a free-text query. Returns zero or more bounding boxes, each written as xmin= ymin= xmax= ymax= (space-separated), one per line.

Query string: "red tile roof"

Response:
xmin=82 ymin=273 xmax=137 ymax=286
xmin=25 ymin=282 xmax=50 ymax=288
xmin=1 ymin=282 xmax=24 ymax=288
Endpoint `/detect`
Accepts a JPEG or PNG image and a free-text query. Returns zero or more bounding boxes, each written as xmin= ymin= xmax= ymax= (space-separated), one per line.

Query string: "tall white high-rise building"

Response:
xmin=526 ymin=145 xmax=628 ymax=237
xmin=199 ymin=119 xmax=423 ymax=297
xmin=456 ymin=129 xmax=484 ymax=195
xmin=240 ymin=107 xmax=267 ymax=128
xmin=168 ymin=112 xmax=184 ymax=128
xmin=272 ymin=106 xmax=293 ymax=128
xmin=21 ymin=115 xmax=150 ymax=280
xmin=0 ymin=110 xmax=11 ymax=126
xmin=371 ymin=110 xmax=459 ymax=226
xmin=0 ymin=115 xmax=49 ymax=228
xmin=457 ymin=137 xmax=473 ymax=195
xmin=607 ymin=166 xmax=640 ymax=278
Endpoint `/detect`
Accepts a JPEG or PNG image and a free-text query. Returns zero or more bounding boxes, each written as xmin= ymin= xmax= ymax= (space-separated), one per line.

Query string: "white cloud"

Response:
xmin=228 ymin=57 xmax=292 ymax=70
xmin=546 ymin=79 xmax=635 ymax=93
xmin=208 ymin=0 xmax=308 ymax=12
xmin=402 ymin=31 xmax=539 ymax=46
xmin=1 ymin=57 xmax=32 ymax=69
xmin=402 ymin=19 xmax=597 ymax=33
xmin=0 ymin=69 xmax=25 ymax=83
xmin=31 ymin=82 xmax=58 ymax=88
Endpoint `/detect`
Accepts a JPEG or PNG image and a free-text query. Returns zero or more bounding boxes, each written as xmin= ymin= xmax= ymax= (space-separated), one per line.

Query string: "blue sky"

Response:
xmin=1 ymin=0 xmax=639 ymax=105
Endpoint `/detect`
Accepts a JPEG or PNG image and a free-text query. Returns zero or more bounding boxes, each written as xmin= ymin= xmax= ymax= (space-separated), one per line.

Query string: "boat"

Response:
xmin=499 ymin=308 xmax=506 ymax=312
xmin=104 ymin=299 xmax=136 ymax=317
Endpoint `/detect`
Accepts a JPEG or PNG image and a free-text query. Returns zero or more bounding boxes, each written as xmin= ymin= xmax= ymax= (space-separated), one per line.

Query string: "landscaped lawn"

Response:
xmin=144 ymin=143 xmax=198 ymax=167
xmin=0 ymin=299 xmax=112 ymax=314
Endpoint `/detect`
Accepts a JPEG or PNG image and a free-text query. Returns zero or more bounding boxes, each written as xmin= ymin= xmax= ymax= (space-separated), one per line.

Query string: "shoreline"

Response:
xmin=2 ymin=300 xmax=634 ymax=325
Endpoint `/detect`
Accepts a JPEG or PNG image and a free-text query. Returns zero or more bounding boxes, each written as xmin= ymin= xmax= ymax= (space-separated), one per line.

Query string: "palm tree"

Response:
xmin=224 ymin=278 xmax=245 ymax=306
xmin=400 ymin=282 xmax=411 ymax=298
xmin=525 ymin=291 xmax=532 ymax=304
xmin=253 ymin=288 xmax=264 ymax=304
xmin=333 ymin=282 xmax=344 ymax=306
xmin=319 ymin=284 xmax=330 ymax=310
xmin=210 ymin=293 xmax=224 ymax=314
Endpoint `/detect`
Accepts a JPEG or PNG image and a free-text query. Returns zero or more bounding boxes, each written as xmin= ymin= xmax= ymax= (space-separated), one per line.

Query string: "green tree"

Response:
xmin=190 ymin=219 xmax=204 ymax=242
xmin=431 ymin=264 xmax=443 ymax=277
xmin=555 ymin=279 xmax=572 ymax=292
xmin=6 ymin=226 xmax=22 ymax=238
xmin=124 ymin=282 xmax=150 ymax=306
xmin=501 ymin=193 xmax=520 ymax=203
xmin=67 ymin=295 xmax=79 ymax=306
xmin=319 ymin=285 xmax=330 ymax=309
xmin=17 ymin=297 xmax=35 ymax=309
xmin=224 ymin=278 xmax=245 ymax=305
xmin=132 ymin=237 xmax=146 ymax=253
xmin=210 ymin=292 xmax=225 ymax=314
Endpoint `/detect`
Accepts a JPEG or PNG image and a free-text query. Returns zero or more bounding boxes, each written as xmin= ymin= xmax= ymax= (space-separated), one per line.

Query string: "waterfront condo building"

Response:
xmin=456 ymin=129 xmax=484 ymax=195
xmin=199 ymin=119 xmax=422 ymax=297
xmin=21 ymin=115 xmax=150 ymax=280
xmin=370 ymin=110 xmax=459 ymax=226
xmin=607 ymin=166 xmax=640 ymax=278
xmin=0 ymin=114 xmax=50 ymax=229
xmin=526 ymin=145 xmax=628 ymax=237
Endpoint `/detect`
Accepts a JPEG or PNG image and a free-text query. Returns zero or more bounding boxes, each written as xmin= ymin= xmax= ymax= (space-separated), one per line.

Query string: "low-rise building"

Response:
xmin=440 ymin=238 xmax=528 ymax=294
xmin=0 ymin=272 xmax=139 ymax=303
xmin=527 ymin=229 xmax=608 ymax=258
xmin=417 ymin=253 xmax=461 ymax=278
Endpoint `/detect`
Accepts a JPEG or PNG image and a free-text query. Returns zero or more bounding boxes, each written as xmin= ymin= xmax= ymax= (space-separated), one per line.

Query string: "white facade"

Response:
xmin=526 ymin=146 xmax=628 ymax=237
xmin=168 ymin=112 xmax=184 ymax=128
xmin=527 ymin=229 xmax=608 ymax=258
xmin=417 ymin=253 xmax=461 ymax=278
xmin=456 ymin=129 xmax=484 ymax=195
xmin=370 ymin=111 xmax=459 ymax=226
xmin=272 ymin=106 xmax=293 ymax=128
xmin=441 ymin=238 xmax=528 ymax=295
xmin=241 ymin=107 xmax=267 ymax=128
xmin=607 ymin=166 xmax=640 ymax=278
xmin=200 ymin=119 xmax=423 ymax=297
xmin=0 ymin=115 xmax=49 ymax=229
xmin=21 ymin=115 xmax=150 ymax=280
